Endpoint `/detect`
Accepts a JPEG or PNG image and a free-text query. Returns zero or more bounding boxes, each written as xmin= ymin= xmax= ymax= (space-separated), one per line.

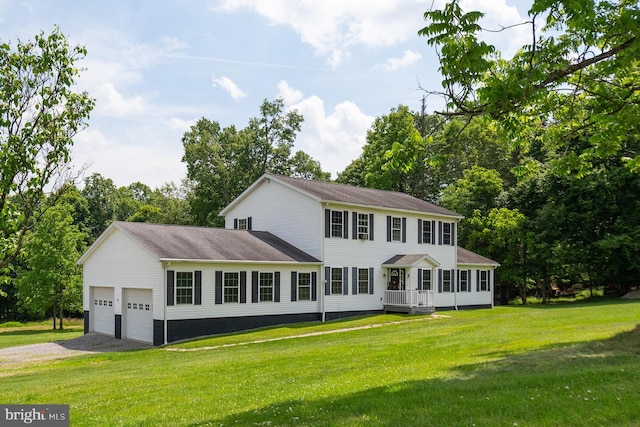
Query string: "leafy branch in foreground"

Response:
xmin=419 ymin=0 xmax=640 ymax=174
xmin=0 ymin=27 xmax=95 ymax=283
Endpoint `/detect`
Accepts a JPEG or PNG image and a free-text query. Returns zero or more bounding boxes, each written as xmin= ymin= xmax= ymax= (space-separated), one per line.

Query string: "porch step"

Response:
xmin=384 ymin=305 xmax=435 ymax=315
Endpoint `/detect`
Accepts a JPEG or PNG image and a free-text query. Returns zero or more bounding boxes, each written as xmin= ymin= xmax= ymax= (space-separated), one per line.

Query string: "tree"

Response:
xmin=467 ymin=207 xmax=529 ymax=303
xmin=441 ymin=166 xmax=504 ymax=218
xmin=419 ymin=0 xmax=640 ymax=174
xmin=183 ymin=99 xmax=328 ymax=226
xmin=1 ymin=28 xmax=94 ymax=291
xmin=351 ymin=105 xmax=427 ymax=196
xmin=81 ymin=173 xmax=118 ymax=241
xmin=16 ymin=204 xmax=85 ymax=329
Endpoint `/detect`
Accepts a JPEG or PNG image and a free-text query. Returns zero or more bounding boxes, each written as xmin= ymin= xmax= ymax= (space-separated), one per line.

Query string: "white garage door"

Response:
xmin=92 ymin=287 xmax=114 ymax=336
xmin=124 ymin=288 xmax=153 ymax=343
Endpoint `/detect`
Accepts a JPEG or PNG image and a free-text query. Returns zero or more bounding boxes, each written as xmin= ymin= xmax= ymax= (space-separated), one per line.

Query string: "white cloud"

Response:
xmin=377 ymin=50 xmax=422 ymax=72
xmin=277 ymin=80 xmax=304 ymax=104
xmin=279 ymin=82 xmax=374 ymax=178
xmin=214 ymin=0 xmax=427 ymax=67
xmin=72 ymin=127 xmax=186 ymax=188
xmin=212 ymin=74 xmax=247 ymax=101
xmin=94 ymin=82 xmax=146 ymax=116
xmin=169 ymin=117 xmax=197 ymax=132
xmin=160 ymin=36 xmax=189 ymax=51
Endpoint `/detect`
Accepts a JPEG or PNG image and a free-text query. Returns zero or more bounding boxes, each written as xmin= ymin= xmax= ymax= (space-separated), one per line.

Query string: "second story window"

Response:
xmin=234 ymin=217 xmax=252 ymax=230
xmin=422 ymin=220 xmax=432 ymax=244
xmin=331 ymin=211 xmax=343 ymax=237
xmin=357 ymin=213 xmax=369 ymax=239
xmin=386 ymin=215 xmax=406 ymax=243
xmin=442 ymin=223 xmax=452 ymax=245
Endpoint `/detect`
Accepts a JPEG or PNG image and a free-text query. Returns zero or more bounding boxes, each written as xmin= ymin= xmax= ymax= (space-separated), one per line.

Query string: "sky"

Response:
xmin=1 ymin=0 xmax=533 ymax=189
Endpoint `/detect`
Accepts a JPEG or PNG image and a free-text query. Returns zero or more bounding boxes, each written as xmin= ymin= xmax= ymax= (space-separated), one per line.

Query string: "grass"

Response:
xmin=0 ymin=300 xmax=639 ymax=426
xmin=0 ymin=318 xmax=84 ymax=349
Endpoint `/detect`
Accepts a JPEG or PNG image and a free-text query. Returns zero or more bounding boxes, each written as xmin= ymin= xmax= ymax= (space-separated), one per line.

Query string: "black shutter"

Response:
xmin=343 ymin=267 xmax=349 ymax=295
xmin=369 ymin=213 xmax=374 ymax=241
xmin=431 ymin=220 xmax=436 ymax=244
xmin=451 ymin=269 xmax=455 ymax=293
xmin=291 ymin=271 xmax=297 ymax=301
xmin=274 ymin=272 xmax=280 ymax=302
xmin=215 ymin=270 xmax=222 ymax=304
xmin=451 ymin=223 xmax=456 ymax=246
xmin=324 ymin=266 xmax=331 ymax=295
xmin=418 ymin=219 xmax=423 ymax=244
xmin=368 ymin=267 xmax=374 ymax=294
xmin=418 ymin=269 xmax=423 ymax=290
xmin=438 ymin=269 xmax=443 ymax=293
xmin=167 ymin=270 xmax=174 ymax=306
xmin=240 ymin=271 xmax=247 ymax=303
xmin=252 ymin=271 xmax=259 ymax=303
xmin=456 ymin=269 xmax=460 ymax=292
xmin=234 ymin=218 xmax=238 ymax=229
xmin=195 ymin=271 xmax=202 ymax=305
xmin=402 ymin=217 xmax=407 ymax=243
xmin=488 ymin=270 xmax=491 ymax=292
xmin=343 ymin=210 xmax=349 ymax=239
xmin=248 ymin=217 xmax=253 ymax=230
xmin=468 ymin=270 xmax=472 ymax=292
xmin=386 ymin=216 xmax=392 ymax=242
xmin=311 ymin=272 xmax=318 ymax=301
xmin=476 ymin=270 xmax=480 ymax=292
xmin=352 ymin=212 xmax=358 ymax=240
xmin=324 ymin=209 xmax=331 ymax=238
xmin=438 ymin=221 xmax=443 ymax=245
xmin=352 ymin=267 xmax=358 ymax=295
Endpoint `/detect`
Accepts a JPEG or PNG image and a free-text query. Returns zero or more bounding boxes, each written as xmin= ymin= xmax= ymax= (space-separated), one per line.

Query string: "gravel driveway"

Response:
xmin=0 ymin=333 xmax=152 ymax=367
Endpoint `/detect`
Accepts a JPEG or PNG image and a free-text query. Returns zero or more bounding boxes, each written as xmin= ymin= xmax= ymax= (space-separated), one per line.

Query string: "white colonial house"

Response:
xmin=79 ymin=174 xmax=499 ymax=345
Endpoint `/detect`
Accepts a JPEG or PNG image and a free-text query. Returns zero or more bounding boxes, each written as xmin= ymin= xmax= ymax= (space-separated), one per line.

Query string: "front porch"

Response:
xmin=383 ymin=290 xmax=435 ymax=314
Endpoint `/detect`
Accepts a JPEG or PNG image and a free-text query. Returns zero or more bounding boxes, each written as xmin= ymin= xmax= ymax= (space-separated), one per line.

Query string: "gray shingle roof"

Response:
xmin=269 ymin=174 xmax=462 ymax=217
xmin=383 ymin=254 xmax=431 ymax=266
xmin=113 ymin=221 xmax=320 ymax=263
xmin=457 ymin=247 xmax=500 ymax=266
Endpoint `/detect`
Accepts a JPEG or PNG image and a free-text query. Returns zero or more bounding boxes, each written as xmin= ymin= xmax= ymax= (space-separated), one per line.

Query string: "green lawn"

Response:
xmin=0 ymin=319 xmax=84 ymax=349
xmin=1 ymin=300 xmax=639 ymax=426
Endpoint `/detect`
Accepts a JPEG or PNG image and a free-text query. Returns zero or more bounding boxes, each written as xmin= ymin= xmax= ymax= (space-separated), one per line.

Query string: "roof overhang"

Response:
xmin=382 ymin=254 xmax=441 ymax=268
xmin=159 ymin=258 xmax=322 ymax=265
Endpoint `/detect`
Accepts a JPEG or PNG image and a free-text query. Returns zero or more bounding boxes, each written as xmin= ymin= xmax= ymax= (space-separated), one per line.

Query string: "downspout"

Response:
xmin=321 ymin=203 xmax=326 ymax=322
xmin=492 ymin=266 xmax=498 ymax=308
xmin=454 ymin=222 xmax=459 ymax=311
xmin=163 ymin=261 xmax=169 ymax=345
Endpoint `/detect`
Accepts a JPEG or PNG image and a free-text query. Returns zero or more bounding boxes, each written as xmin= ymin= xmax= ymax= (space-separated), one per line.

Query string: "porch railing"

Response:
xmin=384 ymin=290 xmax=435 ymax=307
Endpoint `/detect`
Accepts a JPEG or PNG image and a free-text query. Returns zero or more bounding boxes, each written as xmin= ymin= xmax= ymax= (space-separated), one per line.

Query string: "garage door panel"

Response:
xmin=92 ymin=287 xmax=114 ymax=336
xmin=124 ymin=289 xmax=153 ymax=343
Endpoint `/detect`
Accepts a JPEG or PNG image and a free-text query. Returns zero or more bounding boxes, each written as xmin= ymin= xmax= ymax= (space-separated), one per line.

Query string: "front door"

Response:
xmin=388 ymin=268 xmax=406 ymax=290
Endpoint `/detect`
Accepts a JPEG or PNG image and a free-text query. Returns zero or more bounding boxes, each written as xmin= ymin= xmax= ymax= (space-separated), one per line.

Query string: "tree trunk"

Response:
xmin=519 ymin=282 xmax=527 ymax=304
xmin=59 ymin=307 xmax=64 ymax=330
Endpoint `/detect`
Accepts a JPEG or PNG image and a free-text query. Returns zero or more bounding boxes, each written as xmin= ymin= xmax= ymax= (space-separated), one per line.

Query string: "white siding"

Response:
xmin=321 ymin=206 xmax=459 ymax=312
xmin=82 ymin=228 xmax=163 ymax=321
xmin=223 ymin=179 xmax=322 ymax=259
xmin=166 ymin=262 xmax=321 ymax=321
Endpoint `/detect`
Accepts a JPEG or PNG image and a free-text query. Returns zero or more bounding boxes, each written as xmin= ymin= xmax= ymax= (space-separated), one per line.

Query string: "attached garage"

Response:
xmin=124 ymin=288 xmax=153 ymax=343
xmin=92 ymin=287 xmax=115 ymax=336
